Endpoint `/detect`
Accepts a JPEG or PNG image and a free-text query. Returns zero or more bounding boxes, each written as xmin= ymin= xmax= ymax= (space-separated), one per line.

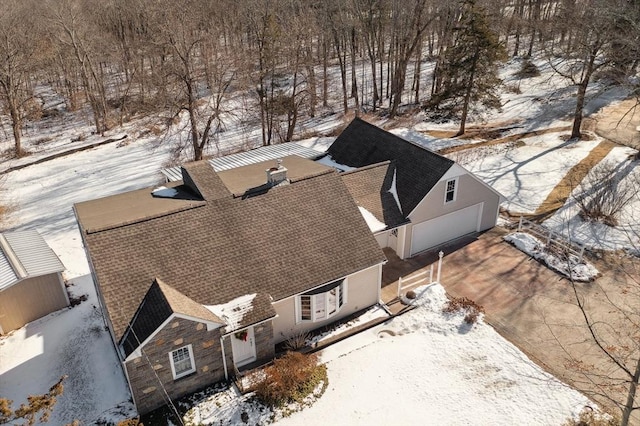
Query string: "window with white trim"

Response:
xmin=297 ymin=279 xmax=347 ymax=323
xmin=445 ymin=178 xmax=457 ymax=203
xmin=169 ymin=344 xmax=196 ymax=379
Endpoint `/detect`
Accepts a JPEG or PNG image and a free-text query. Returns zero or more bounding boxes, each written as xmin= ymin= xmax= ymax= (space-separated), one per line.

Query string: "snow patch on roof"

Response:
xmin=316 ymin=154 xmax=356 ymax=172
xmin=151 ymin=186 xmax=179 ymax=198
xmin=204 ymin=293 xmax=257 ymax=331
xmin=388 ymin=169 xmax=402 ymax=214
xmin=358 ymin=206 xmax=386 ymax=233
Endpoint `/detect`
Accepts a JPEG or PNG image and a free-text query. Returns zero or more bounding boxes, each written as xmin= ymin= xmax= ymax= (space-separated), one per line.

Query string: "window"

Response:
xmin=445 ymin=178 xmax=457 ymax=203
xmin=300 ymin=295 xmax=312 ymax=321
xmin=297 ymin=280 xmax=347 ymax=323
xmin=169 ymin=345 xmax=195 ymax=379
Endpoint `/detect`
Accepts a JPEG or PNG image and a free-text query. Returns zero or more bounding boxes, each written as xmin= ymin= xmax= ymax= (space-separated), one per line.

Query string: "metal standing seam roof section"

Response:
xmin=161 ymin=142 xmax=324 ymax=182
xmin=0 ymin=250 xmax=18 ymax=291
xmin=1 ymin=230 xmax=65 ymax=287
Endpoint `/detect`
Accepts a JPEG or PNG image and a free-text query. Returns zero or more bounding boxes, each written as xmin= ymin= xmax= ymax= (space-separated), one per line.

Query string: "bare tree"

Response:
xmin=148 ymin=0 xmax=234 ymax=160
xmin=546 ymin=0 xmax=638 ymax=139
xmin=48 ymin=0 xmax=114 ymax=135
xmin=572 ymin=160 xmax=639 ymax=227
xmin=566 ymin=259 xmax=640 ymax=425
xmin=0 ymin=376 xmax=67 ymax=426
xmin=388 ymin=0 xmax=434 ymax=118
xmin=0 ymin=0 xmax=46 ymax=157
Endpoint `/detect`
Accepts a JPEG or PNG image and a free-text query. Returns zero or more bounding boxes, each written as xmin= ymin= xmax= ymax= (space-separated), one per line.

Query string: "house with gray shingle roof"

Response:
xmin=74 ymin=118 xmax=502 ymax=416
xmin=331 ymin=118 xmax=502 ymax=258
xmin=0 ymin=230 xmax=68 ymax=334
xmin=74 ymin=155 xmax=386 ymax=415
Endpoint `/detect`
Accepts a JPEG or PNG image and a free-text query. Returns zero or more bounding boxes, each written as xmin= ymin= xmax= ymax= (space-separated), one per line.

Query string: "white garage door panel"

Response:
xmin=410 ymin=203 xmax=482 ymax=256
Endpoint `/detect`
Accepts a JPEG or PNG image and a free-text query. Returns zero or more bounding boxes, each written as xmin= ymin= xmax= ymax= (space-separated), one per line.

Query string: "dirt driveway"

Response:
xmin=396 ymin=227 xmax=640 ymax=423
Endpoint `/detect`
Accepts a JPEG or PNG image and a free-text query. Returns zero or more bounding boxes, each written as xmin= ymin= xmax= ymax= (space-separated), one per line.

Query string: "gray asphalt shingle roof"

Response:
xmin=77 ymin=160 xmax=385 ymax=343
xmin=121 ymin=278 xmax=229 ymax=356
xmin=340 ymin=161 xmax=408 ymax=230
xmin=328 ymin=118 xmax=454 ymax=215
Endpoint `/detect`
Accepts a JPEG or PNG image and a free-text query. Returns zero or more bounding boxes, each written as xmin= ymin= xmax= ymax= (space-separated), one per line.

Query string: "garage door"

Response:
xmin=410 ymin=203 xmax=482 ymax=256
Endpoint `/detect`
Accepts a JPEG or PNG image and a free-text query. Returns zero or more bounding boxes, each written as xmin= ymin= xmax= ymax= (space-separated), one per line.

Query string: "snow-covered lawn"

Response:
xmin=0 ymin=136 xmax=176 ymax=424
xmin=461 ymin=133 xmax=600 ymax=214
xmin=544 ymin=146 xmax=640 ymax=251
xmin=278 ymin=284 xmax=593 ymax=426
xmin=0 ymin=54 xmax=634 ymax=424
xmin=180 ymin=284 xmax=593 ymax=426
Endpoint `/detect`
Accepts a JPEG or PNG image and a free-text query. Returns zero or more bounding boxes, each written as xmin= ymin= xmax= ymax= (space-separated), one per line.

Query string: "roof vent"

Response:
xmin=266 ymin=159 xmax=288 ymax=187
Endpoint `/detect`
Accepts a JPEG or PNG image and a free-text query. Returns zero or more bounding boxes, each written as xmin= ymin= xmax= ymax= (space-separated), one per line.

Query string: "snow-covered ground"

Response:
xmin=503 ymin=232 xmax=599 ymax=281
xmin=278 ymin=284 xmax=594 ymax=426
xmin=181 ymin=284 xmax=594 ymax=426
xmin=544 ymin=146 xmax=640 ymax=251
xmin=0 ymin=54 xmax=636 ymax=424
xmin=461 ymin=133 xmax=601 ymax=214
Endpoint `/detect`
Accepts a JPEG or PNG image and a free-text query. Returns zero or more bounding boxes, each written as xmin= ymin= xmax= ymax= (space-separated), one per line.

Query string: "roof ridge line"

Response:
xmin=340 ymin=160 xmax=392 ymax=176
xmin=84 ymin=202 xmax=206 ymax=234
xmin=354 ymin=117 xmax=452 ymax=162
xmin=0 ymin=234 xmax=27 ymax=278
xmin=288 ymin=168 xmax=335 ymax=183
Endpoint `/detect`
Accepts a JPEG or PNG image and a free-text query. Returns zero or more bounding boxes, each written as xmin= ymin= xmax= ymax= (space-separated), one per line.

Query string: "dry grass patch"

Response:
xmin=443 ymin=295 xmax=485 ymax=324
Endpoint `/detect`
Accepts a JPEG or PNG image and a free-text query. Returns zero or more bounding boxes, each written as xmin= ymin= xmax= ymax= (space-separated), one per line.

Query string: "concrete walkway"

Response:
xmin=383 ymin=228 xmax=639 ymax=422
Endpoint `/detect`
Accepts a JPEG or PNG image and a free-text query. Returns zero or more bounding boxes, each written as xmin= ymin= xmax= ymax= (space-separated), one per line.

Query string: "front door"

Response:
xmin=231 ymin=326 xmax=257 ymax=367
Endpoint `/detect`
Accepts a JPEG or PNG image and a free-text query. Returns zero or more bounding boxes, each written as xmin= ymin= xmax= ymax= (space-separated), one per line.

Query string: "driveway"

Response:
xmin=382 ymin=227 xmax=640 ymax=423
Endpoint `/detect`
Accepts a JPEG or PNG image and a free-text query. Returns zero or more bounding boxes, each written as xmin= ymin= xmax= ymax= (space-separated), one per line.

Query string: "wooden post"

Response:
xmin=518 ymin=216 xmax=523 ymax=231
xmin=429 ymin=264 xmax=434 ymax=283
xmin=397 ymin=276 xmax=402 ymax=298
xmin=437 ymin=251 xmax=444 ymax=283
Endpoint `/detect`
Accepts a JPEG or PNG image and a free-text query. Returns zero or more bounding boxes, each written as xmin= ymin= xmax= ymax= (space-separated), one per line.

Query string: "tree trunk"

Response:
xmin=8 ymin=98 xmax=23 ymax=157
xmin=350 ymin=29 xmax=360 ymax=112
xmin=570 ymin=80 xmax=587 ymax=139
xmin=322 ymin=39 xmax=328 ymax=107
xmin=414 ymin=40 xmax=422 ymax=105
xmin=389 ymin=59 xmax=407 ymax=117
xmin=186 ymin=79 xmax=203 ymax=161
xmin=457 ymin=52 xmax=479 ymax=137
xmin=621 ymin=356 xmax=640 ymax=426
xmin=570 ymin=51 xmax=597 ymax=140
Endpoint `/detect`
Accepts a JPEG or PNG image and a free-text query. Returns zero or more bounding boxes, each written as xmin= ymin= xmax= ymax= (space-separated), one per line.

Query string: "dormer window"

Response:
xmin=445 ymin=178 xmax=458 ymax=203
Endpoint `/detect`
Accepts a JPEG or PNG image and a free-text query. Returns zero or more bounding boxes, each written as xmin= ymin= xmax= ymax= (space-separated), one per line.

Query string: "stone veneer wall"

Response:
xmin=253 ymin=321 xmax=275 ymax=363
xmin=125 ymin=319 xmax=227 ymax=415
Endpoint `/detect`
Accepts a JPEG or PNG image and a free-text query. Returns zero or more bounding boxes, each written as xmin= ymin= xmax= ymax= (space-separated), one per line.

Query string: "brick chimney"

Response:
xmin=266 ymin=159 xmax=288 ymax=186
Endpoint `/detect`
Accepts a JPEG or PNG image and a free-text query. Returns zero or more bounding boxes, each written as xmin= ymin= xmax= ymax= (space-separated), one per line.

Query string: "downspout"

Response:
xmin=220 ymin=335 xmax=229 ymax=381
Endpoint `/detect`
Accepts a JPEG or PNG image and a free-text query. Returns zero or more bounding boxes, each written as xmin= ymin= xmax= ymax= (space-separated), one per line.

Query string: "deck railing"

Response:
xmin=517 ymin=216 xmax=585 ymax=261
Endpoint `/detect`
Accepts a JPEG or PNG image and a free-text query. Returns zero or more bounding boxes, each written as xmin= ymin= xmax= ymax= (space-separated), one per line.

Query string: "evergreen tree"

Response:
xmin=427 ymin=0 xmax=506 ymax=136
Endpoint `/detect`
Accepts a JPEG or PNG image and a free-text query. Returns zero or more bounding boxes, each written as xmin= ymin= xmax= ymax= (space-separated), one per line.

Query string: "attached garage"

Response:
xmin=410 ymin=203 xmax=483 ymax=256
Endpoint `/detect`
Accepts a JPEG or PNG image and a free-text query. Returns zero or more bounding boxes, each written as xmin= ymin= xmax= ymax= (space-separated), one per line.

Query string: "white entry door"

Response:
xmin=231 ymin=326 xmax=257 ymax=367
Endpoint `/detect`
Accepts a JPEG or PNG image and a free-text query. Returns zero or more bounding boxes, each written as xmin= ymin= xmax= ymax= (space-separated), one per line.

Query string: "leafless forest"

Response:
xmin=1 ymin=0 xmax=639 ymax=160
